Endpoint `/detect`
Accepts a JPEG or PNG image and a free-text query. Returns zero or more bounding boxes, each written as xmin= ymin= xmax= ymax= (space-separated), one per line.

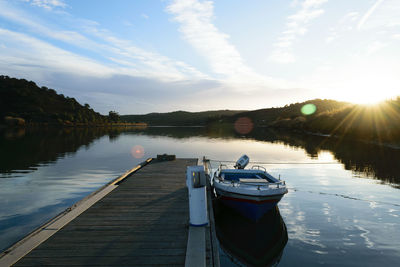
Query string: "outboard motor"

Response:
xmin=234 ymin=154 xmax=249 ymax=169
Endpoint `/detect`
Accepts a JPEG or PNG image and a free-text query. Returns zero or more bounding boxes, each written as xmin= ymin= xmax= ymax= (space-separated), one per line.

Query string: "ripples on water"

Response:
xmin=0 ymin=126 xmax=399 ymax=266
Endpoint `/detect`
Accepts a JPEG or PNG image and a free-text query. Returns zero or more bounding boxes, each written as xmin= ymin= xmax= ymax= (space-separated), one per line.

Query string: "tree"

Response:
xmin=108 ymin=111 xmax=120 ymax=122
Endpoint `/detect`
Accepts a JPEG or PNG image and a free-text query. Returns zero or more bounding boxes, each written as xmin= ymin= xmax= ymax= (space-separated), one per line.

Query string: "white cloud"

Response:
xmin=325 ymin=30 xmax=337 ymax=43
xmin=0 ymin=1 xmax=207 ymax=82
xmin=0 ymin=28 xmax=114 ymax=78
xmin=357 ymin=0 xmax=385 ymax=30
xmin=288 ymin=8 xmax=324 ymax=23
xmin=290 ymin=0 xmax=300 ymax=8
xmin=325 ymin=11 xmax=359 ymax=43
xmin=366 ymin=40 xmax=387 ymax=55
xmin=269 ymin=50 xmax=295 ymax=64
xmin=270 ymin=0 xmax=328 ymax=63
xmin=122 ymin=20 xmax=134 ymax=27
xmin=340 ymin=11 xmax=359 ymax=24
xmin=83 ymin=26 xmax=208 ymax=81
xmin=24 ymin=0 xmax=67 ymax=10
xmin=0 ymin=3 xmax=95 ymax=49
xmin=357 ymin=0 xmax=400 ymax=30
xmin=166 ymin=0 xmax=270 ymax=87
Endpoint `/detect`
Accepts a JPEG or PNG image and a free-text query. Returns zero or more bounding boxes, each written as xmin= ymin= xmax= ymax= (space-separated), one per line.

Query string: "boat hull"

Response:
xmin=215 ymin=188 xmax=284 ymax=221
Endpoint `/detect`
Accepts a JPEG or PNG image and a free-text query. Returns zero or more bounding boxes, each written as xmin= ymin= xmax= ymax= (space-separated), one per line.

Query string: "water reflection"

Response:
xmin=126 ymin=126 xmax=400 ymax=186
xmin=215 ymin=202 xmax=288 ymax=267
xmin=0 ymin=127 xmax=136 ymax=177
xmin=247 ymin=128 xmax=400 ymax=186
xmin=1 ymin=126 xmax=400 ymax=186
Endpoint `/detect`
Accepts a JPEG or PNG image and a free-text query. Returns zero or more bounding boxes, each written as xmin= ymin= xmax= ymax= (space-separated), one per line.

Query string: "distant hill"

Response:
xmin=121 ymin=110 xmax=245 ymax=126
xmin=122 ymin=99 xmax=350 ymax=127
xmin=215 ymin=99 xmax=350 ymax=126
xmin=0 ymin=75 xmax=108 ymax=125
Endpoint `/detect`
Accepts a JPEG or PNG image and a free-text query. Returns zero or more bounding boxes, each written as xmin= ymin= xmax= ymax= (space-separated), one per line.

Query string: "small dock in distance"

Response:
xmin=2 ymin=158 xmax=219 ymax=266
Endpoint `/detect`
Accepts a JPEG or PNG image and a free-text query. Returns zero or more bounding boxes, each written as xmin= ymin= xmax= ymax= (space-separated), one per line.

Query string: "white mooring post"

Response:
xmin=186 ymin=166 xmax=208 ymax=226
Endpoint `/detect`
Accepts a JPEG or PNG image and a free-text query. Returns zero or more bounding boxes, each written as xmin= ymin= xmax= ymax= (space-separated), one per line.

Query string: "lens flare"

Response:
xmin=131 ymin=145 xmax=145 ymax=158
xmin=301 ymin=104 xmax=317 ymax=115
xmin=234 ymin=117 xmax=254 ymax=135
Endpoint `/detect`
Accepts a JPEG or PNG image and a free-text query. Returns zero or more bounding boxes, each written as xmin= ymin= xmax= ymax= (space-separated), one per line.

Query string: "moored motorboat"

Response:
xmin=212 ymin=155 xmax=288 ymax=221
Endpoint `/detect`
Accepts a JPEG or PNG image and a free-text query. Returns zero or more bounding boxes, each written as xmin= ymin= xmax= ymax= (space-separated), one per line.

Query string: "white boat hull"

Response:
xmin=213 ymin=168 xmax=288 ymax=221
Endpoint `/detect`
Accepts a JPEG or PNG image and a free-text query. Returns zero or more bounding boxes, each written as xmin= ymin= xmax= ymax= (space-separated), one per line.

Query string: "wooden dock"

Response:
xmin=3 ymin=158 xmax=218 ymax=266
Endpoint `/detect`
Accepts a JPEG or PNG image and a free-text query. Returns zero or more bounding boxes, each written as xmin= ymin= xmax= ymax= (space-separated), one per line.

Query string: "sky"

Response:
xmin=0 ymin=0 xmax=399 ymax=114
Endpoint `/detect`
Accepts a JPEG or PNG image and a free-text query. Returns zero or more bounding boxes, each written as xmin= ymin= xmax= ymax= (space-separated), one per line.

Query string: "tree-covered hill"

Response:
xmin=215 ymin=99 xmax=350 ymax=126
xmin=122 ymin=99 xmax=351 ymax=127
xmin=0 ymin=75 xmax=108 ymax=125
xmin=302 ymin=99 xmax=400 ymax=142
xmin=122 ymin=100 xmax=350 ymax=127
xmin=121 ymin=110 xmax=245 ymax=126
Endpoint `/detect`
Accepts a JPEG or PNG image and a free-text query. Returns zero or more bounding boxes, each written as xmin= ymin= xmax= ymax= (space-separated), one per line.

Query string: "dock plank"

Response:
xmin=14 ymin=158 xmax=197 ymax=266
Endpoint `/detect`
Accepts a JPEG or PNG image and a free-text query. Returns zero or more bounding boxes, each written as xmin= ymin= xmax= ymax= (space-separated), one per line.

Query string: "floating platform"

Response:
xmin=1 ymin=158 xmax=219 ymax=266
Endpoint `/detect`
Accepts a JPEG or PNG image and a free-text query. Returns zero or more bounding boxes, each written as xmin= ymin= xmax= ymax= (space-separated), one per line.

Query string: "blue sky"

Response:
xmin=0 ymin=0 xmax=399 ymax=114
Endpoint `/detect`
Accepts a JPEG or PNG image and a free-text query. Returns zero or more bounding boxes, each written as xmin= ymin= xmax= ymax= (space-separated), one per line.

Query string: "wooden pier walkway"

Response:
xmin=7 ymin=158 xmax=216 ymax=266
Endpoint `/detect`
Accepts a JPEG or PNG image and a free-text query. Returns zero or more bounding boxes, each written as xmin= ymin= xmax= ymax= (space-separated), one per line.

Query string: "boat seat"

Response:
xmin=239 ymin=178 xmax=268 ymax=183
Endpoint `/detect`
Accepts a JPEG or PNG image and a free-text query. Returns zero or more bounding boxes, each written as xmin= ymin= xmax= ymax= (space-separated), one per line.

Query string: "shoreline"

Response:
xmin=0 ymin=122 xmax=147 ymax=129
xmin=2 ymin=123 xmax=399 ymax=150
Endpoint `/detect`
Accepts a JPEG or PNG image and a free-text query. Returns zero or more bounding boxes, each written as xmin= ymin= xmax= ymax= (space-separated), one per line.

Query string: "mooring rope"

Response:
xmin=207 ymin=159 xmax=341 ymax=164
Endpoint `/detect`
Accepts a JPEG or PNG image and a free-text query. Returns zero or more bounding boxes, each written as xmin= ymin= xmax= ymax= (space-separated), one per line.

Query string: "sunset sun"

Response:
xmin=330 ymin=66 xmax=398 ymax=105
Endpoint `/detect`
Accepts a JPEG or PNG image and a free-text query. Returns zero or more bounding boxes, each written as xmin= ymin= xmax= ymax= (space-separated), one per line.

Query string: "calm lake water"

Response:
xmin=1 ymin=126 xmax=399 ymax=266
